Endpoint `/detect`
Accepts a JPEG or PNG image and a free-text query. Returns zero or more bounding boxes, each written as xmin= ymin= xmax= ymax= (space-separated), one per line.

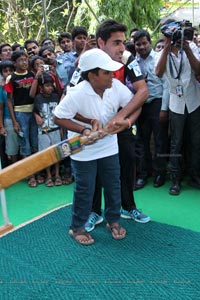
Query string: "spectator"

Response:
xmin=56 ymin=32 xmax=76 ymax=88
xmin=0 ymin=43 xmax=13 ymax=61
xmin=0 ymin=60 xmax=19 ymax=165
xmin=71 ymin=26 xmax=88 ymax=56
xmin=134 ymin=29 xmax=169 ymax=189
xmin=33 ymin=73 xmax=62 ymax=187
xmin=154 ymin=39 xmax=165 ymax=52
xmin=4 ymin=50 xmax=38 ymax=187
xmin=155 ymin=19 xmax=200 ymax=195
xmin=40 ymin=38 xmax=55 ymax=50
xmin=38 ymin=46 xmax=64 ymax=97
xmin=24 ymin=39 xmax=40 ymax=58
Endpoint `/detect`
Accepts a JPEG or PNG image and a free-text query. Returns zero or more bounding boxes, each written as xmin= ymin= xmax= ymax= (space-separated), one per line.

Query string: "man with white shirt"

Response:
xmin=155 ymin=19 xmax=200 ymax=195
xmin=133 ymin=29 xmax=169 ymax=189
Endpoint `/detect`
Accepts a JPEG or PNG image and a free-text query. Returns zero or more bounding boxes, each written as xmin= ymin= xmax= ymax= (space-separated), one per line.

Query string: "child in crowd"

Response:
xmin=33 ymin=73 xmax=62 ymax=187
xmin=4 ymin=50 xmax=38 ymax=187
xmin=0 ymin=60 xmax=19 ymax=164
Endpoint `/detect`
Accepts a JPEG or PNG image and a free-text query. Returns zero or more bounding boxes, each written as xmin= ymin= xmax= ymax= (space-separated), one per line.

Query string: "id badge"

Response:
xmin=176 ymin=85 xmax=183 ymax=97
xmin=132 ymin=124 xmax=137 ymax=136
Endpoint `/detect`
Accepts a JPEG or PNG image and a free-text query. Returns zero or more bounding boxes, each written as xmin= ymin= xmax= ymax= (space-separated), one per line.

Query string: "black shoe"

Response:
xmin=169 ymin=182 xmax=181 ymax=195
xmin=188 ymin=176 xmax=200 ymax=189
xmin=153 ymin=175 xmax=165 ymax=188
xmin=135 ymin=178 xmax=147 ymax=190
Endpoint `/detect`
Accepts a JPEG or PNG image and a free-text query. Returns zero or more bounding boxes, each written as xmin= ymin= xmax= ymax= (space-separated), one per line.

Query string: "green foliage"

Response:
xmin=0 ymin=0 xmax=163 ymax=45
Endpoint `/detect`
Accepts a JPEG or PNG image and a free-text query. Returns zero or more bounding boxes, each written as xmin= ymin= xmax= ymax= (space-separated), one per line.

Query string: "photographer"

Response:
xmin=155 ymin=19 xmax=200 ymax=195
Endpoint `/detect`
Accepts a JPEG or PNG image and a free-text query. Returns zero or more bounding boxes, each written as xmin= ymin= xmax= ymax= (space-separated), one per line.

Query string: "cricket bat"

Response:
xmin=0 ymin=132 xmax=100 ymax=190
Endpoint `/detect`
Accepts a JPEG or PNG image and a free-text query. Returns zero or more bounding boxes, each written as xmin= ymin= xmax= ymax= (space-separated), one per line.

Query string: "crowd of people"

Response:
xmin=0 ymin=18 xmax=200 ymax=245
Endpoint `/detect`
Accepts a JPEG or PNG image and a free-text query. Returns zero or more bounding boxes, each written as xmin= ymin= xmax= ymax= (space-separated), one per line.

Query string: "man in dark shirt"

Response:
xmin=84 ymin=19 xmax=151 ymax=231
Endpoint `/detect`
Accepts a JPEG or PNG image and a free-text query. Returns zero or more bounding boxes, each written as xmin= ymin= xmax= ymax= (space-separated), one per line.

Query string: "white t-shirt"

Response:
xmin=54 ymin=78 xmax=133 ymax=161
xmin=154 ymin=42 xmax=200 ymax=114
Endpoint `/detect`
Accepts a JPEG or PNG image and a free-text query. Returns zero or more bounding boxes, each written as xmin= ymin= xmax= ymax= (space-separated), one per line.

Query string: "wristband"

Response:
xmin=80 ymin=127 xmax=91 ymax=134
xmin=126 ymin=118 xmax=131 ymax=129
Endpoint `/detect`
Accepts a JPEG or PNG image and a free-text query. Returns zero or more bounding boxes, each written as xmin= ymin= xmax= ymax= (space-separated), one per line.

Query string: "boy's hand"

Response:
xmin=13 ymin=121 xmax=20 ymax=133
xmin=0 ymin=127 xmax=7 ymax=136
xmin=34 ymin=114 xmax=43 ymax=126
xmin=90 ymin=119 xmax=103 ymax=132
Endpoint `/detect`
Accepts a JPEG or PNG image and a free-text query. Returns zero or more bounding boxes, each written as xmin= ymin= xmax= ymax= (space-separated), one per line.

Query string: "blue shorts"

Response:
xmin=4 ymin=118 xmax=19 ymax=156
xmin=38 ymin=129 xmax=61 ymax=151
xmin=15 ymin=112 xmax=38 ymax=156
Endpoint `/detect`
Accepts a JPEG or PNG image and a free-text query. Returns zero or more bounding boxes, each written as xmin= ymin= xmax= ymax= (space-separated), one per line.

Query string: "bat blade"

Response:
xmin=0 ymin=132 xmax=99 ymax=190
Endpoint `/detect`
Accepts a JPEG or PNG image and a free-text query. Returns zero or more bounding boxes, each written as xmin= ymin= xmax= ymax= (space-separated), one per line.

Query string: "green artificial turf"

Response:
xmin=0 ymin=178 xmax=200 ymax=232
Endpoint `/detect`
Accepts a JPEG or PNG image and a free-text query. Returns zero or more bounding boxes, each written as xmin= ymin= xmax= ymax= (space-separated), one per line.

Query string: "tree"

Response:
xmin=0 ymin=0 xmax=82 ymax=44
xmin=74 ymin=0 xmax=163 ymax=38
xmin=0 ymin=0 xmax=163 ymax=44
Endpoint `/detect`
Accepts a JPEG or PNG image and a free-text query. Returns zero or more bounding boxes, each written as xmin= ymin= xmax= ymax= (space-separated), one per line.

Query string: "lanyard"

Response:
xmin=169 ymin=50 xmax=183 ymax=80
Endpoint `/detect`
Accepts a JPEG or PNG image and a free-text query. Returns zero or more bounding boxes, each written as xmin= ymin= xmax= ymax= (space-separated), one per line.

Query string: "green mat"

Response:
xmin=1 ymin=177 xmax=200 ymax=232
xmin=1 ymin=205 xmax=200 ymax=300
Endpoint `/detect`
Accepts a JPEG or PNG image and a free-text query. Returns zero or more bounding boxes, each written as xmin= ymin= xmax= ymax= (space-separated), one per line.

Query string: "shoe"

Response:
xmin=188 ymin=176 xmax=200 ymax=189
xmin=135 ymin=178 xmax=147 ymax=190
xmin=85 ymin=212 xmax=104 ymax=232
xmin=153 ymin=175 xmax=165 ymax=188
xmin=121 ymin=209 xmax=150 ymax=223
xmin=169 ymin=182 xmax=181 ymax=195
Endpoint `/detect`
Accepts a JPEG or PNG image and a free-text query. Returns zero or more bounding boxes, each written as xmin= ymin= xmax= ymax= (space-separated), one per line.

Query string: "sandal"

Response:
xmin=106 ymin=222 xmax=126 ymax=240
xmin=54 ymin=176 xmax=62 ymax=186
xmin=45 ymin=177 xmax=54 ymax=187
xmin=28 ymin=176 xmax=38 ymax=188
xmin=62 ymin=174 xmax=74 ymax=185
xmin=69 ymin=229 xmax=94 ymax=246
xmin=37 ymin=174 xmax=45 ymax=184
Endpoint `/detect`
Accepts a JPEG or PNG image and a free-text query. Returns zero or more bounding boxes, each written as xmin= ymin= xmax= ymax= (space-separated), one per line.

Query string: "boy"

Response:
xmin=0 ymin=60 xmax=19 ymax=164
xmin=71 ymin=26 xmax=88 ymax=56
xmin=56 ymin=32 xmax=77 ymax=89
xmin=4 ymin=50 xmax=38 ymax=187
xmin=54 ymin=49 xmax=135 ymax=245
xmin=33 ymin=73 xmax=62 ymax=187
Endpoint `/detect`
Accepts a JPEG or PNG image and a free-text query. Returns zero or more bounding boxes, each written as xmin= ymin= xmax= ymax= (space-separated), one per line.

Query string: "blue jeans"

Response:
xmin=71 ymin=154 xmax=121 ymax=230
xmin=15 ymin=112 xmax=38 ymax=156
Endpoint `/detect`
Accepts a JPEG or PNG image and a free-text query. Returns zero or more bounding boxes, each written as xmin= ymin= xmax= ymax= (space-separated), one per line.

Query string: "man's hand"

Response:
xmin=159 ymin=110 xmax=169 ymax=123
xmin=104 ymin=116 xmax=129 ymax=134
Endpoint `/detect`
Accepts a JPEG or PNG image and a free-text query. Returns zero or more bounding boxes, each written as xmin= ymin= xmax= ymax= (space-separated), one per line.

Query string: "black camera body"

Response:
xmin=161 ymin=20 xmax=193 ymax=44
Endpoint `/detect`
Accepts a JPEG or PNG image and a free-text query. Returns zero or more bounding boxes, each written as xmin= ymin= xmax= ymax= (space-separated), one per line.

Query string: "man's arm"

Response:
xmin=116 ymin=79 xmax=148 ymax=119
xmin=104 ymin=79 xmax=148 ymax=133
xmin=0 ymin=103 xmax=6 ymax=136
xmin=7 ymin=92 xmax=20 ymax=133
xmin=184 ymin=41 xmax=200 ymax=75
xmin=155 ymin=38 xmax=171 ymax=77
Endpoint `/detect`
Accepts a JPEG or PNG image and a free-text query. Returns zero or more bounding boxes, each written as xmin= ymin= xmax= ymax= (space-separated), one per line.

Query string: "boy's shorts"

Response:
xmin=4 ymin=119 xmax=19 ymax=156
xmin=38 ymin=129 xmax=61 ymax=151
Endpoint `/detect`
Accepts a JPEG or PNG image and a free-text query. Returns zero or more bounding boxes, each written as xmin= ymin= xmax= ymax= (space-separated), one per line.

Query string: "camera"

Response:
xmin=27 ymin=50 xmax=35 ymax=57
xmin=161 ymin=20 xmax=193 ymax=44
xmin=43 ymin=64 xmax=50 ymax=72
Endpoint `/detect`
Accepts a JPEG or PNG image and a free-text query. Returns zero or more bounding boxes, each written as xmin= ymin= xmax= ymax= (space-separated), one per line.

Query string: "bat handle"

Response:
xmin=80 ymin=131 xmax=100 ymax=144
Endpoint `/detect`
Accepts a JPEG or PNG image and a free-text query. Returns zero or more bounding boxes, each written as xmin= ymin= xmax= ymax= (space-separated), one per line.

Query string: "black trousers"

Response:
xmin=169 ymin=106 xmax=200 ymax=178
xmin=136 ymin=99 xmax=168 ymax=178
xmin=91 ymin=129 xmax=137 ymax=214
